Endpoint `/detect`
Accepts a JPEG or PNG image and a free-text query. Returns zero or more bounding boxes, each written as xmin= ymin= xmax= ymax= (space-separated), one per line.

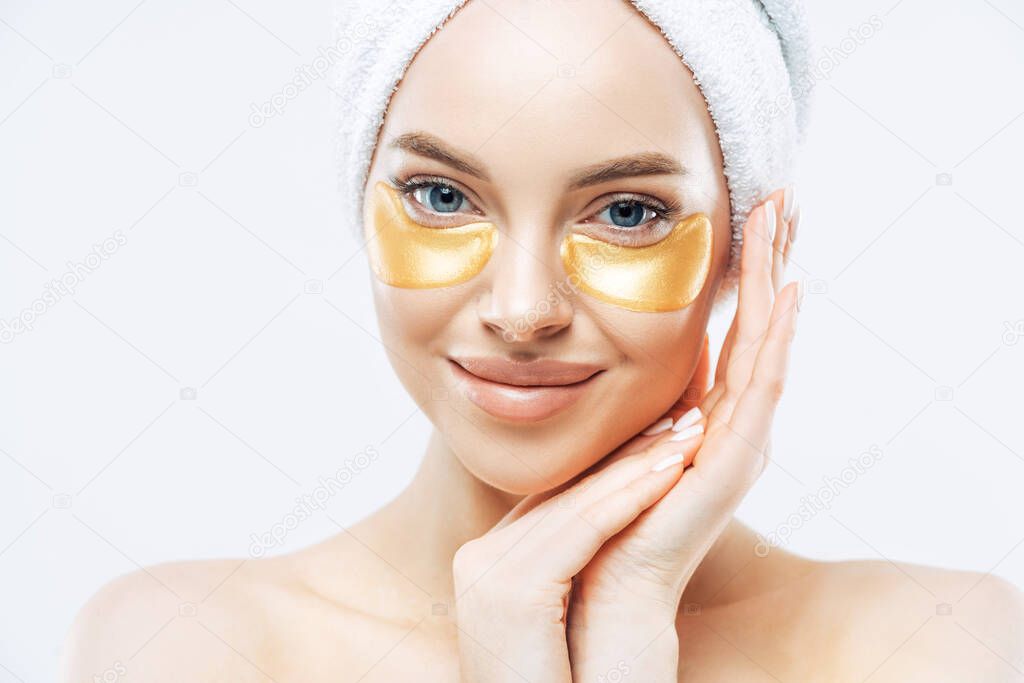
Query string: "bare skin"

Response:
xmin=61 ymin=0 xmax=1024 ymax=681
xmin=60 ymin=498 xmax=1024 ymax=681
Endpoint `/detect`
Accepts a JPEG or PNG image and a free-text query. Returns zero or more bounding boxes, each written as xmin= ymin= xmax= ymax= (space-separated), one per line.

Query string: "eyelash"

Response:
xmin=389 ymin=175 xmax=478 ymax=214
xmin=388 ymin=174 xmax=684 ymax=228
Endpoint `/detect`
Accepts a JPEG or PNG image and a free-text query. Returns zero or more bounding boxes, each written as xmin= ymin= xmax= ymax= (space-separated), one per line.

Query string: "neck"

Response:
xmin=360 ymin=426 xmax=770 ymax=610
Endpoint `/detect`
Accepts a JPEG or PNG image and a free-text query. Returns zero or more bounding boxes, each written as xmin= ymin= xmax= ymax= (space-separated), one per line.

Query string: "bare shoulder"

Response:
xmin=58 ymin=532 xmax=436 ymax=682
xmin=58 ymin=553 xmax=324 ymax=682
xmin=796 ymin=558 xmax=1024 ymax=681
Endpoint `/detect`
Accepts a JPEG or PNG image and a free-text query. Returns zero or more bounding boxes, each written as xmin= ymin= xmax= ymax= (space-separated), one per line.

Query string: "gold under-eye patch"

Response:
xmin=365 ymin=180 xmax=498 ymax=288
xmin=560 ymin=214 xmax=713 ymax=312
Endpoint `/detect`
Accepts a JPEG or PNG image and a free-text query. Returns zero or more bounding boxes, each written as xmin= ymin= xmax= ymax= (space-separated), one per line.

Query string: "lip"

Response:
xmin=448 ymin=356 xmax=604 ymax=423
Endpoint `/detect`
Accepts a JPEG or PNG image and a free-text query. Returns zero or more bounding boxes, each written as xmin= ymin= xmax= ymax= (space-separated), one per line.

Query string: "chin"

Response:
xmin=447 ymin=430 xmax=602 ymax=496
xmin=432 ymin=374 xmax=659 ymax=496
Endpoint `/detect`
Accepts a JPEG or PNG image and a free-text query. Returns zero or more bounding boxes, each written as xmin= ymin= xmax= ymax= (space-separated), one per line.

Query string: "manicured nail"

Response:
xmin=642 ymin=417 xmax=673 ymax=436
xmin=797 ymin=279 xmax=805 ymax=311
xmin=651 ymin=452 xmax=685 ymax=472
xmin=670 ymin=422 xmax=704 ymax=442
xmin=764 ymin=200 xmax=776 ymax=243
xmin=789 ymin=204 xmax=801 ymax=244
xmin=672 ymin=406 xmax=702 ymax=431
xmin=783 ymin=185 xmax=797 ymax=222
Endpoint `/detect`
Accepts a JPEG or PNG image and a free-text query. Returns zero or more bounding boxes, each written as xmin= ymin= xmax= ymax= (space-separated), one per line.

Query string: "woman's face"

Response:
xmin=362 ymin=0 xmax=731 ymax=495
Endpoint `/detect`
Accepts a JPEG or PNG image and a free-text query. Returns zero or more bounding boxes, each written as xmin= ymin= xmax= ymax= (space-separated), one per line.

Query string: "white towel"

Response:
xmin=331 ymin=0 xmax=815 ymax=289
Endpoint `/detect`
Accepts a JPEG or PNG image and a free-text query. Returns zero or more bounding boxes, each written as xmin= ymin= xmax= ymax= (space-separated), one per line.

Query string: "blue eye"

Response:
xmin=596 ymin=200 xmax=660 ymax=228
xmin=412 ymin=183 xmax=472 ymax=214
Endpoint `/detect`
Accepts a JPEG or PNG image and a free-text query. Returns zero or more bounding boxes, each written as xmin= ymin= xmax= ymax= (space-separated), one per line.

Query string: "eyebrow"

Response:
xmin=389 ymin=131 xmax=686 ymax=190
xmin=567 ymin=152 xmax=686 ymax=190
xmin=389 ymin=132 xmax=491 ymax=182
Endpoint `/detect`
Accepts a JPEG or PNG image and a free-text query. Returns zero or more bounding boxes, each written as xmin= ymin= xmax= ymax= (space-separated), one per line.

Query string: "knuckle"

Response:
xmin=751 ymin=371 xmax=786 ymax=404
xmin=733 ymin=457 xmax=765 ymax=493
xmin=577 ymin=505 xmax=617 ymax=543
xmin=621 ymin=494 xmax=644 ymax=522
xmin=716 ymin=392 xmax=738 ymax=417
xmin=773 ymin=315 xmax=798 ymax=343
xmin=576 ymin=506 xmax=604 ymax=535
xmin=746 ymin=448 xmax=769 ymax=482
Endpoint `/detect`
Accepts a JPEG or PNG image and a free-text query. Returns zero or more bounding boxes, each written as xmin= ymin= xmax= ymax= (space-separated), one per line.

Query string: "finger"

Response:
xmin=490 ymin=451 xmax=639 ymax=533
xmin=649 ymin=284 xmax=800 ymax=555
xmin=699 ymin=382 xmax=723 ymax=419
xmin=716 ymin=199 xmax=777 ymax=423
xmin=492 ymin=483 xmax=567 ymax=533
xmin=698 ymin=280 xmax=800 ymax=489
xmin=707 ymin=185 xmax=789 ymax=421
xmin=701 ymin=299 xmax=747 ymax=420
xmin=749 ymin=187 xmax=787 ymax=293
xmin=492 ymin=428 xmax=705 ymax=532
xmin=545 ymin=453 xmax=690 ymax=579
xmin=699 ymin=302 xmax=740 ymax=419
xmin=560 ymin=427 xmax=706 ymax=508
xmin=772 ymin=187 xmax=793 ymax=292
xmin=714 ymin=186 xmax=787 ymax=399
xmin=784 ymin=203 xmax=801 ymax=271
xmin=714 ymin=315 xmax=738 ymax=386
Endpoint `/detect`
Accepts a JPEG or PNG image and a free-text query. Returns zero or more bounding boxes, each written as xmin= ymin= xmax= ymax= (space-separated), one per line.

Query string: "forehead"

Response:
xmin=378 ymin=0 xmax=722 ymax=186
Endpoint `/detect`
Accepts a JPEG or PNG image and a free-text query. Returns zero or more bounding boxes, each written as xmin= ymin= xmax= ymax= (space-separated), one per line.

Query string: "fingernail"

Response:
xmin=642 ymin=417 xmax=673 ymax=436
xmin=672 ymin=406 xmax=702 ymax=431
xmin=670 ymin=422 xmax=704 ymax=442
xmin=783 ymin=185 xmax=797 ymax=222
xmin=797 ymin=279 xmax=805 ymax=311
xmin=764 ymin=200 xmax=776 ymax=242
xmin=651 ymin=452 xmax=685 ymax=472
xmin=789 ymin=204 xmax=801 ymax=244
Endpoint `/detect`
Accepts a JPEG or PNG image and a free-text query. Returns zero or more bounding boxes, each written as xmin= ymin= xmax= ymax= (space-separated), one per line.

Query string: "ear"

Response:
xmin=667 ymin=333 xmax=711 ymax=420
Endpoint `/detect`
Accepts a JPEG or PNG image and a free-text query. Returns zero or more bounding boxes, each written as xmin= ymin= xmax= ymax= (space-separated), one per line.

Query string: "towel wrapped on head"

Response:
xmin=331 ymin=0 xmax=815 ymax=291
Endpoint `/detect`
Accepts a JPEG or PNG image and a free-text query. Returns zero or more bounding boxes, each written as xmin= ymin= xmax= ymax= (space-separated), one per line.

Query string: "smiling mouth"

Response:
xmin=447 ymin=357 xmax=604 ymax=423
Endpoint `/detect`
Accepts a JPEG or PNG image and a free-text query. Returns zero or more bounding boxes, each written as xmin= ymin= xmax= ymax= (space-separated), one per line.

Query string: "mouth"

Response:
xmin=447 ymin=356 xmax=604 ymax=423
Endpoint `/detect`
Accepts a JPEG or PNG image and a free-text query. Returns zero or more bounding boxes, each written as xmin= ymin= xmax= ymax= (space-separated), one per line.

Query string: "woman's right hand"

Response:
xmin=452 ymin=424 xmax=706 ymax=682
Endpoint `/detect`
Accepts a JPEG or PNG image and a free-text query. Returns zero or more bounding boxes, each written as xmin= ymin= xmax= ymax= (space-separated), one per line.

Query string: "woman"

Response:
xmin=62 ymin=0 xmax=1024 ymax=680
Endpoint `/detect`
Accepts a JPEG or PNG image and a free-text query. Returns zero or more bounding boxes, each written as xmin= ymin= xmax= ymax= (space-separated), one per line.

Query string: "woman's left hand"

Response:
xmin=565 ymin=190 xmax=802 ymax=681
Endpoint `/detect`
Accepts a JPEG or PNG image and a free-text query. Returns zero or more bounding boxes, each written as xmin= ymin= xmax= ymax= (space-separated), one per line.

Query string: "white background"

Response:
xmin=2 ymin=0 xmax=1023 ymax=680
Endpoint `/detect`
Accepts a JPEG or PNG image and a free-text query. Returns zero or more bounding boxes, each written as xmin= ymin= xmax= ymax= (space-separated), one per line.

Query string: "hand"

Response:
xmin=565 ymin=189 xmax=803 ymax=681
xmin=451 ymin=417 xmax=709 ymax=682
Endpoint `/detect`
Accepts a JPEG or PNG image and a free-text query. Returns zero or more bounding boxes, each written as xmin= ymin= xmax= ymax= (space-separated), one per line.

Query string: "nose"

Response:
xmin=477 ymin=233 xmax=574 ymax=343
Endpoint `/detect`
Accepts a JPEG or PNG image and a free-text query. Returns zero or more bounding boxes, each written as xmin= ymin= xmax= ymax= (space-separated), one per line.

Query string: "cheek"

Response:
xmin=369 ymin=283 xmax=460 ymax=428
xmin=371 ymin=282 xmax=467 ymax=358
xmin=560 ymin=213 xmax=714 ymax=313
xmin=365 ymin=180 xmax=497 ymax=288
xmin=584 ymin=291 xmax=713 ymax=414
